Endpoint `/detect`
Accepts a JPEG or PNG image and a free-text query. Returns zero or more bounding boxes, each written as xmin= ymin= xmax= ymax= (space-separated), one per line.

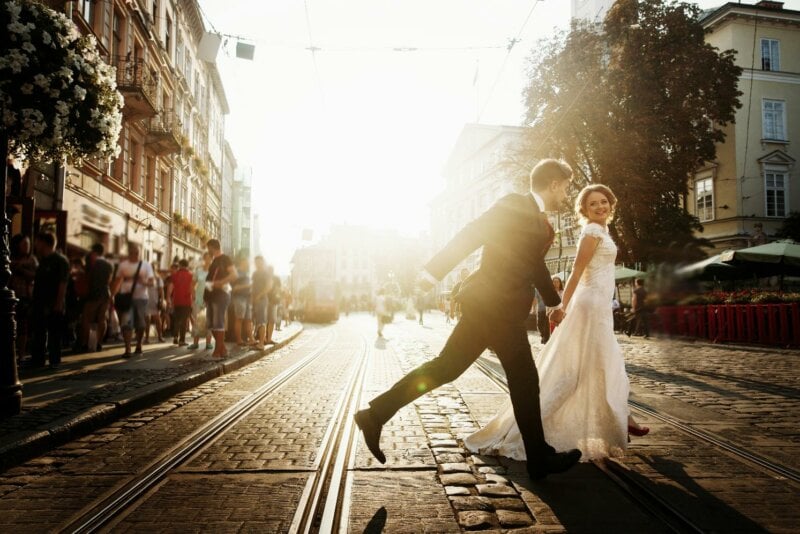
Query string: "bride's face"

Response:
xmin=584 ymin=192 xmax=611 ymax=225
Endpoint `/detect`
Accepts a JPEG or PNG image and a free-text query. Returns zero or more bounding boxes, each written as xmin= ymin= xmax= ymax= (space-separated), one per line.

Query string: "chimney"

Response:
xmin=755 ymin=1 xmax=784 ymax=9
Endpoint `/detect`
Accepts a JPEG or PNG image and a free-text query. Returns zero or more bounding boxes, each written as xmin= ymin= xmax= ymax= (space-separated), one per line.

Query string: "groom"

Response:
xmin=355 ymin=159 xmax=581 ymax=479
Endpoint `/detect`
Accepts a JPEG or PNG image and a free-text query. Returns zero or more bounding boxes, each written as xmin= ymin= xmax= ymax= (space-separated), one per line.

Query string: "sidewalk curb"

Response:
xmin=0 ymin=325 xmax=304 ymax=472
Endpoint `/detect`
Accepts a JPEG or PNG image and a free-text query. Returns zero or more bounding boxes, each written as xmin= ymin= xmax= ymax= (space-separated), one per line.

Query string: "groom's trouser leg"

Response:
xmin=369 ymin=309 xmax=488 ymax=425
xmin=493 ymin=324 xmax=552 ymax=461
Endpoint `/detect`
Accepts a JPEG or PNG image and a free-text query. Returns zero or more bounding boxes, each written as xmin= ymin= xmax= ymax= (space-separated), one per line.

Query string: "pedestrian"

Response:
xmin=466 ymin=183 xmax=649 ymax=464
xmin=374 ymin=288 xmax=388 ymax=338
xmin=549 ymin=275 xmax=564 ymax=333
xmin=231 ymin=255 xmax=253 ymax=347
xmin=266 ymin=266 xmax=281 ymax=344
xmin=66 ymin=256 xmax=87 ymax=350
xmin=112 ymin=243 xmax=155 ymax=358
xmin=10 ymin=233 xmax=37 ymax=361
xmin=415 ymin=291 xmax=425 ymax=325
xmin=206 ymin=239 xmax=237 ymax=359
xmin=189 ymin=253 xmax=213 ymax=350
xmin=354 ymin=158 xmax=581 ymax=479
xmin=79 ymin=243 xmax=113 ymax=352
xmin=169 ymin=259 xmax=193 ymax=346
xmin=163 ymin=262 xmax=178 ymax=342
xmin=450 ymin=267 xmax=470 ymax=321
xmin=250 ymin=255 xmax=272 ymax=351
xmin=626 ymin=278 xmax=650 ymax=338
xmin=144 ymin=269 xmax=165 ymax=344
xmin=27 ymin=231 xmax=70 ymax=369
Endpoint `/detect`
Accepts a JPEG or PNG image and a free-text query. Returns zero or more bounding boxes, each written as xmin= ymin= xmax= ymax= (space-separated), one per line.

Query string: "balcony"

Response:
xmin=146 ymin=111 xmax=182 ymax=156
xmin=114 ymin=56 xmax=157 ymax=120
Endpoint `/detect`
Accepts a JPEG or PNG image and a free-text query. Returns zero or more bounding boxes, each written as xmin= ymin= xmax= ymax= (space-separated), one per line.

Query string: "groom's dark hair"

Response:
xmin=530 ymin=159 xmax=573 ymax=192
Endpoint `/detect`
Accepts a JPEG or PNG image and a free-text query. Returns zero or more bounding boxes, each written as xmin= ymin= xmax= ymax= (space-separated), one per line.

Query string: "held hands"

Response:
xmin=547 ymin=307 xmax=565 ymax=325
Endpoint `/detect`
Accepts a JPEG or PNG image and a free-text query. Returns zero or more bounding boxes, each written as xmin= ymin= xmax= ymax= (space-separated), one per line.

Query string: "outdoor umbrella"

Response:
xmin=614 ymin=266 xmax=646 ymax=283
xmin=719 ymin=240 xmax=800 ymax=278
xmin=675 ymin=252 xmax=744 ymax=280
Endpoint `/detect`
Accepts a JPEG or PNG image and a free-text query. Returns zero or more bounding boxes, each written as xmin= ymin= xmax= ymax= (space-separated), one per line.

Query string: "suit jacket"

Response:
xmin=426 ymin=193 xmax=560 ymax=323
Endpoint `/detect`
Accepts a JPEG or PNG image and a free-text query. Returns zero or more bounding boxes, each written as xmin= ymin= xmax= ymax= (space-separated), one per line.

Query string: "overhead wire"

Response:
xmin=476 ymin=0 xmax=543 ymax=122
xmin=303 ymin=0 xmax=325 ymax=107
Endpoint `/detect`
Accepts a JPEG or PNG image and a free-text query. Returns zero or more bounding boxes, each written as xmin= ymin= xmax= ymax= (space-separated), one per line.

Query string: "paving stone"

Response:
xmin=449 ymin=496 xmax=495 ymax=511
xmin=490 ymin=497 xmax=528 ymax=511
xmin=457 ymin=510 xmax=497 ymax=530
xmin=476 ymin=483 xmax=517 ymax=497
xmin=444 ymin=485 xmax=471 ymax=496
xmin=439 ymin=473 xmax=478 ymax=486
xmin=440 ymin=462 xmax=471 ymax=473
xmin=497 ymin=510 xmax=534 ymax=527
xmin=485 ymin=473 xmax=508 ymax=484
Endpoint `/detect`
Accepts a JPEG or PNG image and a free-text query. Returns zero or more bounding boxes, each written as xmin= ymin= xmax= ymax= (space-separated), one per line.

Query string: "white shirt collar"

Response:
xmin=530 ymin=192 xmax=546 ymax=212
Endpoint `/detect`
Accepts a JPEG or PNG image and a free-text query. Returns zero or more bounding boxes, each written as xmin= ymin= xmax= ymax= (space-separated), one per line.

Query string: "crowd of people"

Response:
xmin=10 ymin=233 xmax=291 ymax=368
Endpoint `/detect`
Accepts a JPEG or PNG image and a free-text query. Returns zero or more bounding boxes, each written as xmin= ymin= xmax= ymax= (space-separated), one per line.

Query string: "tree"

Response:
xmin=0 ymin=0 xmax=123 ymax=417
xmin=776 ymin=212 xmax=800 ymax=242
xmin=517 ymin=0 xmax=741 ymax=264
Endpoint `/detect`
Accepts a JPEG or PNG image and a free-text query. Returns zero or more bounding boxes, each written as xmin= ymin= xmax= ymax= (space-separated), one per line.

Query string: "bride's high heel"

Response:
xmin=628 ymin=425 xmax=650 ymax=437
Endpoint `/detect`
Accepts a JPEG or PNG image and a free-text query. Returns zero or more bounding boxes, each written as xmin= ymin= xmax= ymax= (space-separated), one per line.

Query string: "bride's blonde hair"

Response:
xmin=575 ymin=184 xmax=617 ymax=224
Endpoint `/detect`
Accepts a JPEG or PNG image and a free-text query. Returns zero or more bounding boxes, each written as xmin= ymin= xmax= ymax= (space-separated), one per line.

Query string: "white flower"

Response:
xmin=20 ymin=83 xmax=33 ymax=94
xmin=33 ymin=74 xmax=49 ymax=88
xmin=2 ymin=108 xmax=17 ymax=127
xmin=41 ymin=31 xmax=51 ymax=45
xmin=21 ymin=41 xmax=35 ymax=53
xmin=7 ymin=21 xmax=26 ymax=34
xmin=6 ymin=1 xmax=21 ymax=21
xmin=73 ymin=85 xmax=86 ymax=100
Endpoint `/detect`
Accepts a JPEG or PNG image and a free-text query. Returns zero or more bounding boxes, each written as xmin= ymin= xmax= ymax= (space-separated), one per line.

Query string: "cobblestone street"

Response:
xmin=0 ymin=312 xmax=798 ymax=532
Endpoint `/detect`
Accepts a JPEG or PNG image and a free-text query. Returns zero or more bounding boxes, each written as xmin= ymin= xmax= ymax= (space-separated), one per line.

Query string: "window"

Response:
xmin=761 ymin=39 xmax=780 ymax=71
xmin=80 ymin=0 xmax=95 ymax=25
xmin=165 ymin=15 xmax=172 ymax=56
xmin=695 ymin=177 xmax=714 ymax=222
xmin=111 ymin=10 xmax=124 ymax=59
xmin=765 ymin=170 xmax=787 ymax=217
xmin=763 ymin=100 xmax=786 ymax=141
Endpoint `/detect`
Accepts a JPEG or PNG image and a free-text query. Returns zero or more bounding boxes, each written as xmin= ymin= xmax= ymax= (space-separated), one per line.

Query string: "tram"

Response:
xmin=300 ymin=280 xmax=339 ymax=323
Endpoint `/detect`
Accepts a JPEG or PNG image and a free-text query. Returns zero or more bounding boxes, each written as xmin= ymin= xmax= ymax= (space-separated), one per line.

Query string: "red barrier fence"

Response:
xmin=655 ymin=303 xmax=800 ymax=347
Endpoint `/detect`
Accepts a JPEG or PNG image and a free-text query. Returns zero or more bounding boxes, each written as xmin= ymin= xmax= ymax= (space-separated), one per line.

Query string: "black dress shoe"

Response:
xmin=528 ymin=449 xmax=582 ymax=479
xmin=354 ymin=409 xmax=386 ymax=464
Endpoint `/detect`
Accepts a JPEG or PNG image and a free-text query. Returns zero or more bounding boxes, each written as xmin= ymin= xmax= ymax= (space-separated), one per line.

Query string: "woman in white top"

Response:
xmin=112 ymin=243 xmax=155 ymax=358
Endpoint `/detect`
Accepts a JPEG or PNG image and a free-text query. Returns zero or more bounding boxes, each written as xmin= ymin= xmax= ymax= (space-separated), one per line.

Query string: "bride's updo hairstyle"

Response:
xmin=575 ymin=183 xmax=618 ymax=224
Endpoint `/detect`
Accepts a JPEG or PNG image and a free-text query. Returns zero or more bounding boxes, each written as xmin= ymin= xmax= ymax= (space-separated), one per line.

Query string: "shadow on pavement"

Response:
xmin=363 ymin=506 xmax=387 ymax=533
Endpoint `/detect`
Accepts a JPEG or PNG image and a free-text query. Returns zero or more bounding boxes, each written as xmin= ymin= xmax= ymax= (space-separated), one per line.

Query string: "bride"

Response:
xmin=465 ymin=184 xmax=649 ymax=461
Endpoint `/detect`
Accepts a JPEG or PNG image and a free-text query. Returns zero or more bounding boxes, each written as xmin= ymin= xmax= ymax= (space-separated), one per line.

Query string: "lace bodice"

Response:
xmin=576 ymin=222 xmax=617 ymax=301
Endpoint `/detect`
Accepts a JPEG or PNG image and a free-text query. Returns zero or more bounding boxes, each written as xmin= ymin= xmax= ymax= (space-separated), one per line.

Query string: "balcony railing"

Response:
xmin=146 ymin=110 xmax=182 ymax=155
xmin=114 ymin=56 xmax=157 ymax=119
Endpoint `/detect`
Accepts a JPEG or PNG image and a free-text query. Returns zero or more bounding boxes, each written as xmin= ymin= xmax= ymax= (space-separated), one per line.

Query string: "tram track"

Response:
xmin=473 ymin=355 xmax=714 ymax=534
xmin=58 ymin=330 xmax=348 ymax=534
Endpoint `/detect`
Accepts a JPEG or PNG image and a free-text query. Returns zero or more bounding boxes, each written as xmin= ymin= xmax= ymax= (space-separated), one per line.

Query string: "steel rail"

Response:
xmin=629 ymin=400 xmax=800 ymax=484
xmin=289 ymin=335 xmax=371 ymax=534
xmin=473 ymin=355 xmax=708 ymax=534
xmin=60 ymin=331 xmax=338 ymax=534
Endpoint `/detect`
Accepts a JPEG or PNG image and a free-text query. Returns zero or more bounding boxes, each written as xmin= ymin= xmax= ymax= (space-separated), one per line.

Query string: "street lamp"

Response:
xmin=1 ymin=133 xmax=23 ymax=417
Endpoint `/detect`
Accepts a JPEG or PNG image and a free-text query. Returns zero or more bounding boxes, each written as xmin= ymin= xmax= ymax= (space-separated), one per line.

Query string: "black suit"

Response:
xmin=369 ymin=193 xmax=561 ymax=464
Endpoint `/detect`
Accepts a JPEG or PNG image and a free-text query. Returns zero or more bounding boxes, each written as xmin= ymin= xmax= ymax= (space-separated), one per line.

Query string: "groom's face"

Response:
xmin=544 ymin=179 xmax=571 ymax=211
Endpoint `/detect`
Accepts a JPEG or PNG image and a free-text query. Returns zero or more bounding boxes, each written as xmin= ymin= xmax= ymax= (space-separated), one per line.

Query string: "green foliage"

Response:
xmin=776 ymin=212 xmax=800 ymax=242
xmin=0 ymin=1 xmax=123 ymax=162
xmin=517 ymin=0 xmax=742 ymax=264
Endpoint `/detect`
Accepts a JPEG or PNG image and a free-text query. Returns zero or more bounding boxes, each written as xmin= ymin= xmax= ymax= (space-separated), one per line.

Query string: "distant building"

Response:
xmin=231 ymin=167 xmax=253 ymax=257
xmin=220 ymin=142 xmax=236 ymax=255
xmin=36 ymin=0 xmax=232 ymax=269
xmin=689 ymin=1 xmax=800 ymax=250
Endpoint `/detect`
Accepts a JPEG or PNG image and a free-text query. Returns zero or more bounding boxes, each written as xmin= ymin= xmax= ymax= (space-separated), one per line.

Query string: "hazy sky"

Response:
xmin=198 ymin=0 xmax=800 ymax=273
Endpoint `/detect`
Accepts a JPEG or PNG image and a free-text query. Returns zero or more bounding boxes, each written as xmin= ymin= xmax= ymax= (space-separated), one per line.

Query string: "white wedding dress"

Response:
xmin=464 ymin=222 xmax=629 ymax=461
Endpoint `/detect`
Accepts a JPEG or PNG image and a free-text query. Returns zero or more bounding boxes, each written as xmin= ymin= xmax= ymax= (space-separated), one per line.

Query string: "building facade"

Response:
xmin=220 ymin=141 xmax=236 ymax=255
xmin=40 ymin=0 xmax=231 ymax=269
xmin=689 ymin=1 xmax=800 ymax=251
xmin=231 ymin=167 xmax=253 ymax=258
xmin=571 ymin=0 xmax=614 ymax=23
